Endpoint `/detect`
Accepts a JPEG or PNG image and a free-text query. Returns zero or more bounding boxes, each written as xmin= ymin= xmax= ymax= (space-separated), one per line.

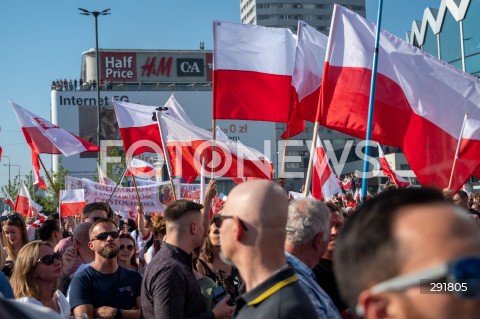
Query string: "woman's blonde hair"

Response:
xmin=1 ymin=212 xmax=29 ymax=261
xmin=10 ymin=240 xmax=57 ymax=299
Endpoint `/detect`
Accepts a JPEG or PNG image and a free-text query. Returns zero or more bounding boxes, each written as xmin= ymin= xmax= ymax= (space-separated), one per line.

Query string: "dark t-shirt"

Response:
xmin=234 ymin=265 xmax=316 ymax=319
xmin=141 ymin=243 xmax=214 ymax=319
xmin=313 ymin=258 xmax=347 ymax=313
xmin=69 ymin=265 xmax=142 ymax=312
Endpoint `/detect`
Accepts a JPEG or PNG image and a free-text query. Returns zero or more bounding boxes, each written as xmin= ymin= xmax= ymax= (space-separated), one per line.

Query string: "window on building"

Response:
xmin=400 ymin=164 xmax=411 ymax=170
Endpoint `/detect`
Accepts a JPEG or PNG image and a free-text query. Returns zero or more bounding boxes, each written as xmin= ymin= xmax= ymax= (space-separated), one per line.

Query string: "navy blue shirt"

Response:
xmin=69 ymin=265 xmax=142 ymax=312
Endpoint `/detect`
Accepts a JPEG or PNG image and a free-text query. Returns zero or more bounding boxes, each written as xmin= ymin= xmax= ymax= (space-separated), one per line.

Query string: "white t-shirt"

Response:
xmin=17 ymin=289 xmax=70 ymax=318
xmin=130 ymin=229 xmax=152 ymax=253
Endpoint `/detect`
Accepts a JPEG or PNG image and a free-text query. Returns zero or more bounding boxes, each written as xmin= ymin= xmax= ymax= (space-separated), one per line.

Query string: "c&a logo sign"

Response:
xmin=176 ymin=59 xmax=204 ymax=77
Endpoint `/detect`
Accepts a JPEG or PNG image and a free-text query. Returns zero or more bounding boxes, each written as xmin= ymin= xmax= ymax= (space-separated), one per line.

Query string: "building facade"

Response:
xmin=407 ymin=0 xmax=480 ymax=189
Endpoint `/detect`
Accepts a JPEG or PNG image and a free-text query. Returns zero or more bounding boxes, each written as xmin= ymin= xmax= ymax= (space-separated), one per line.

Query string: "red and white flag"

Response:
xmin=2 ymin=194 xmax=15 ymax=210
xmin=113 ymin=96 xmax=194 ymax=157
xmin=125 ymin=158 xmax=156 ymax=177
xmin=15 ymin=181 xmax=42 ymax=217
xmin=157 ymin=112 xmax=271 ymax=180
xmin=10 ymin=101 xmax=99 ymax=189
xmin=378 ymin=144 xmax=410 ymax=188
xmin=213 ymin=21 xmax=296 ymax=122
xmin=312 ymin=138 xmax=342 ymax=200
xmin=282 ymin=21 xmax=328 ymax=138
xmin=460 ymin=118 xmax=480 ymax=177
xmin=59 ymin=189 xmax=86 ymax=217
xmin=319 ymin=5 xmax=480 ymax=192
xmin=113 ymin=99 xmax=163 ymax=156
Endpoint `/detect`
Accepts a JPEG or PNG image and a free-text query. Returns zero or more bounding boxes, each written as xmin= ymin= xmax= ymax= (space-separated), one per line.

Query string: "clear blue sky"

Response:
xmin=0 ymin=0 xmax=439 ymax=192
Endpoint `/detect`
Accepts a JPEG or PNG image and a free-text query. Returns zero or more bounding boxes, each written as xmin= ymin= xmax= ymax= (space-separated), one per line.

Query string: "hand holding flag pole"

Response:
xmin=448 ymin=112 xmax=469 ymax=190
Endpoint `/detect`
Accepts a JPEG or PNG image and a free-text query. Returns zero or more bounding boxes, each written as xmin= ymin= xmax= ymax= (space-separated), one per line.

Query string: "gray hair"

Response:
xmin=286 ymin=199 xmax=331 ymax=245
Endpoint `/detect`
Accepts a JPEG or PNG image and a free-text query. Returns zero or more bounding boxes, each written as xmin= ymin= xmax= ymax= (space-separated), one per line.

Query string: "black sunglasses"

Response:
xmin=1 ymin=215 xmax=19 ymax=222
xmin=119 ymin=244 xmax=134 ymax=251
xmin=37 ymin=252 xmax=62 ymax=265
xmin=212 ymin=214 xmax=248 ymax=231
xmin=91 ymin=231 xmax=119 ymax=241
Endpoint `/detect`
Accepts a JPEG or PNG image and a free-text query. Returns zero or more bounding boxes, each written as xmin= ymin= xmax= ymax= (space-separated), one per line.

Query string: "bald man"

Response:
xmin=335 ymin=188 xmax=480 ymax=319
xmin=218 ymin=180 xmax=316 ymax=319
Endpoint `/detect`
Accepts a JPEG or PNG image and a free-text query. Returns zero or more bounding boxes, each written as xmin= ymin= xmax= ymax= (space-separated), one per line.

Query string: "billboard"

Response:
xmin=83 ymin=50 xmax=213 ymax=84
xmin=51 ymin=90 xmax=275 ymax=179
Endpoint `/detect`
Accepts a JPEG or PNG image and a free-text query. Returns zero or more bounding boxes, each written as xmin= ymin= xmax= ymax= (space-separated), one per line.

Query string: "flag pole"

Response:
xmin=107 ymin=168 xmax=127 ymax=203
xmin=212 ymin=119 xmax=216 ymax=179
xmin=128 ymin=165 xmax=143 ymax=207
xmin=447 ymin=112 xmax=468 ymax=190
xmin=360 ymin=0 xmax=384 ymax=203
xmin=155 ymin=111 xmax=177 ymax=201
xmin=200 ymin=158 xmax=206 ymax=204
xmin=38 ymin=156 xmax=59 ymax=198
xmin=303 ymin=123 xmax=320 ymax=197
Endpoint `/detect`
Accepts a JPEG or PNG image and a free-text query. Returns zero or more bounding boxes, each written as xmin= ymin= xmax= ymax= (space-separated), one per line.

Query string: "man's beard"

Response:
xmin=219 ymin=251 xmax=235 ymax=267
xmin=99 ymin=245 xmax=119 ymax=259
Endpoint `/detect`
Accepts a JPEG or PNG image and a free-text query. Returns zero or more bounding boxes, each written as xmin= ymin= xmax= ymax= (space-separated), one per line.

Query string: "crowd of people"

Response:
xmin=51 ymin=78 xmax=113 ymax=91
xmin=1 ymin=179 xmax=479 ymax=319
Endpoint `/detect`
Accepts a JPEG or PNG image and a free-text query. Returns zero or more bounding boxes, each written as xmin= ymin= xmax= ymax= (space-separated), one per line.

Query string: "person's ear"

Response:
xmin=357 ymin=290 xmax=390 ymax=319
xmin=313 ymin=231 xmax=325 ymax=251
xmin=233 ymin=217 xmax=245 ymax=241
xmin=88 ymin=240 xmax=95 ymax=251
xmin=190 ymin=222 xmax=197 ymax=235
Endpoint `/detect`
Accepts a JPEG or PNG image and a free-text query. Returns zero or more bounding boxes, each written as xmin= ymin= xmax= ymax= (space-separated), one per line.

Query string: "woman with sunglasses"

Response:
xmin=197 ymin=219 xmax=241 ymax=300
xmin=117 ymin=233 xmax=139 ymax=272
xmin=1 ymin=212 xmax=29 ymax=273
xmin=10 ymin=241 xmax=70 ymax=318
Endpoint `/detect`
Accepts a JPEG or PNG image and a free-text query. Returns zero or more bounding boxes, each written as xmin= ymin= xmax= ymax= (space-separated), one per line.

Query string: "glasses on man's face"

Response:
xmin=119 ymin=244 xmax=134 ymax=251
xmin=91 ymin=231 xmax=119 ymax=241
xmin=212 ymin=214 xmax=248 ymax=231
xmin=1 ymin=215 xmax=19 ymax=222
xmin=37 ymin=252 xmax=62 ymax=265
xmin=356 ymin=255 xmax=480 ymax=316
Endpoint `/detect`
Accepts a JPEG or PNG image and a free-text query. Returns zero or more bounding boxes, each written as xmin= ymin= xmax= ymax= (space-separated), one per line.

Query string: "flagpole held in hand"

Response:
xmin=447 ymin=113 xmax=468 ymax=190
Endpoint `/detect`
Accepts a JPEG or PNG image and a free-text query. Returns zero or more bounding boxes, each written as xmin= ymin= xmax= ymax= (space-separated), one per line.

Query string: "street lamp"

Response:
xmin=10 ymin=165 xmax=20 ymax=183
xmin=79 ymin=8 xmax=111 ymax=156
xmin=2 ymin=155 xmax=11 ymax=186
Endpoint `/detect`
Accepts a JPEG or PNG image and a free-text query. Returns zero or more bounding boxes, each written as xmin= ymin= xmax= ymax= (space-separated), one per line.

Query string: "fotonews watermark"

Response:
xmin=100 ymin=139 xmax=384 ymax=180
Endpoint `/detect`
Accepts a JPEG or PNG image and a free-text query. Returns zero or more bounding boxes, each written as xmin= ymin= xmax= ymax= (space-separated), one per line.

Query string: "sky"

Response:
xmin=0 ymin=0 xmax=440 ymax=192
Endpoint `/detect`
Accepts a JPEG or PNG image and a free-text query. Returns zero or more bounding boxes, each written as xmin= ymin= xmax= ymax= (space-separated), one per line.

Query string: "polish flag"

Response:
xmin=2 ymin=194 xmax=15 ymax=209
xmin=460 ymin=118 xmax=480 ymax=177
xmin=216 ymin=126 xmax=272 ymax=184
xmin=378 ymin=144 xmax=410 ymax=188
xmin=282 ymin=21 xmax=328 ymax=138
xmin=157 ymin=112 xmax=271 ymax=180
xmin=37 ymin=212 xmax=47 ymax=222
xmin=0 ymin=146 xmax=2 ymax=160
xmin=15 ymin=181 xmax=42 ymax=217
xmin=319 ymin=5 xmax=480 ymax=192
xmin=312 ymin=138 xmax=342 ymax=200
xmin=341 ymin=177 xmax=352 ymax=190
xmin=59 ymin=189 xmax=86 ymax=217
xmin=125 ymin=158 xmax=156 ymax=177
xmin=213 ymin=21 xmax=296 ymax=122
xmin=113 ymin=96 xmax=194 ymax=157
xmin=10 ymin=101 xmax=99 ymax=189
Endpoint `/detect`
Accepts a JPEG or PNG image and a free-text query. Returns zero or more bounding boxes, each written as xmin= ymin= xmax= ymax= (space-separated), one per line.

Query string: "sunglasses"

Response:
xmin=91 ymin=231 xmax=119 ymax=241
xmin=37 ymin=252 xmax=62 ymax=265
xmin=212 ymin=214 xmax=248 ymax=231
xmin=1 ymin=215 xmax=19 ymax=222
xmin=356 ymin=255 xmax=480 ymax=315
xmin=119 ymin=244 xmax=134 ymax=251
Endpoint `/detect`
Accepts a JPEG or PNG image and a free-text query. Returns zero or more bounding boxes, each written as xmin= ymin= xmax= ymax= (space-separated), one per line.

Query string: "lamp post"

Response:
xmin=79 ymin=8 xmax=111 ymax=157
xmin=10 ymin=165 xmax=20 ymax=183
xmin=2 ymin=155 xmax=11 ymax=187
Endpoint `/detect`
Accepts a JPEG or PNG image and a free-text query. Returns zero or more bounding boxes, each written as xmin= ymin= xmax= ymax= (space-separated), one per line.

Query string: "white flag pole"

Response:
xmin=447 ymin=112 xmax=468 ymax=190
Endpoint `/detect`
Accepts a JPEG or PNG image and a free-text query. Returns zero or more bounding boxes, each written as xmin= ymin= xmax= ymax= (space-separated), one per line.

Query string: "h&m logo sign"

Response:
xmin=176 ymin=58 xmax=204 ymax=77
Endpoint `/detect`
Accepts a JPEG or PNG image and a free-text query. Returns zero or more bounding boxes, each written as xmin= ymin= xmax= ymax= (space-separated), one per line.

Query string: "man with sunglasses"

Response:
xmin=69 ymin=218 xmax=142 ymax=319
xmin=218 ymin=180 xmax=316 ymax=319
xmin=334 ymin=188 xmax=480 ymax=319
